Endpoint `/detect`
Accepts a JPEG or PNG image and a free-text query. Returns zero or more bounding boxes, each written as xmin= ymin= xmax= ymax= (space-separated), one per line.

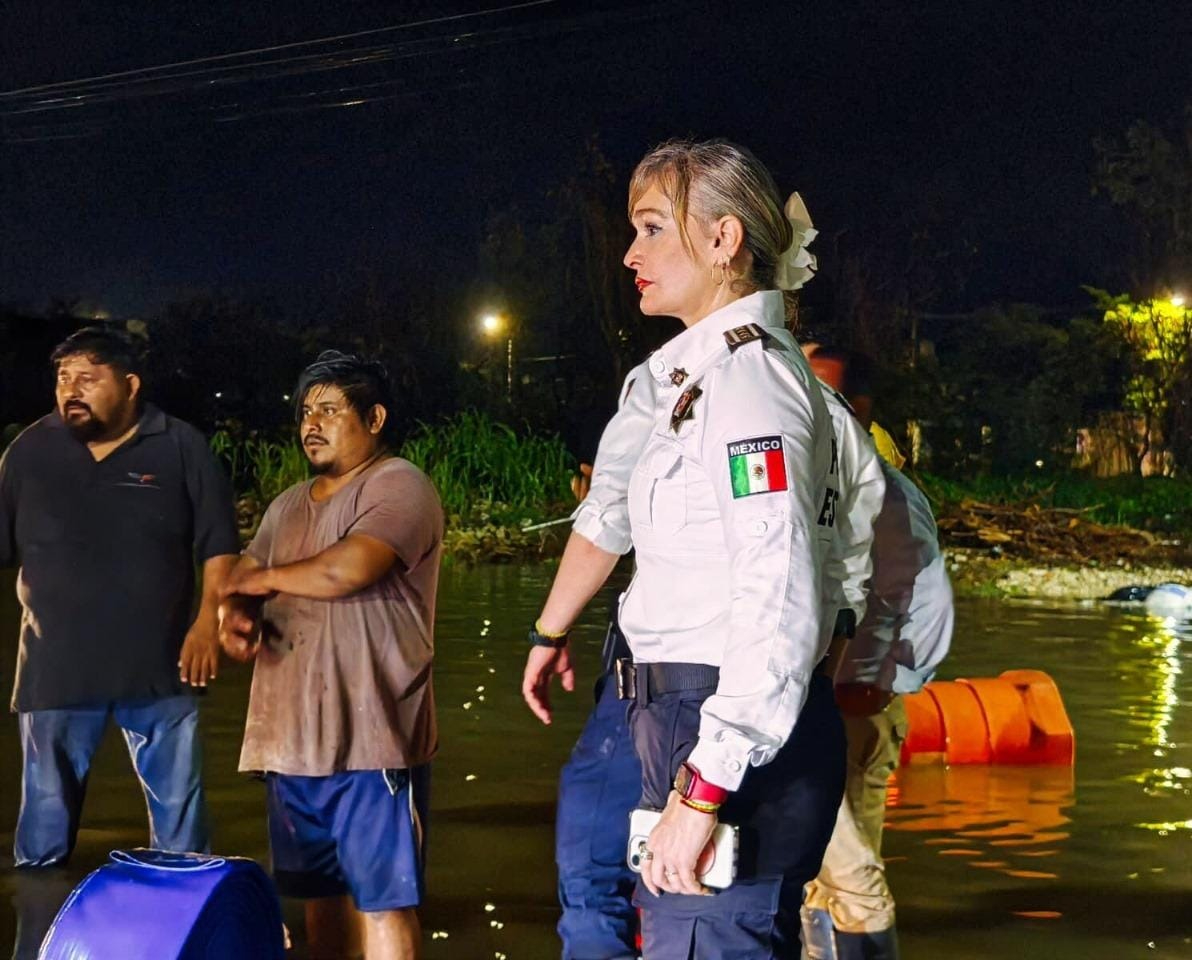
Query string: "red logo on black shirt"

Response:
xmin=121 ymin=472 xmax=160 ymax=489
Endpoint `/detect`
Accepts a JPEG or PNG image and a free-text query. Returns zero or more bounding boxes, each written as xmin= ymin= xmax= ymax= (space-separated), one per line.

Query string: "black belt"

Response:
xmin=614 ymin=659 xmax=720 ymax=706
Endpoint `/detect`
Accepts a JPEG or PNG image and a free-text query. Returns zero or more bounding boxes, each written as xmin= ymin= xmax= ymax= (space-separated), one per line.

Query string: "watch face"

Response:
xmin=673 ymin=763 xmax=693 ymax=797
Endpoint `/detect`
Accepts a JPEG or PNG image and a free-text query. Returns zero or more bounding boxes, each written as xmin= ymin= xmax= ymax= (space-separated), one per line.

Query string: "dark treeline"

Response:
xmin=3 ymin=106 xmax=1191 ymax=477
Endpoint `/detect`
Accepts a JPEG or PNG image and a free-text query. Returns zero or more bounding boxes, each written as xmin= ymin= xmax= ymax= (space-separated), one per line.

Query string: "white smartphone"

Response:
xmin=626 ymin=807 xmax=739 ymax=890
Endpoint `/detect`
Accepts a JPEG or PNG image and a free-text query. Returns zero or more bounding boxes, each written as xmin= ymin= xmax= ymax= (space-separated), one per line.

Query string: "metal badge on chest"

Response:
xmin=670 ymin=385 xmax=702 ymax=433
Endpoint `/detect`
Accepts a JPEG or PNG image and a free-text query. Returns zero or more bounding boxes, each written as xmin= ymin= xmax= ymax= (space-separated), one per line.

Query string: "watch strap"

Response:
xmin=676 ymin=761 xmax=729 ymax=807
xmin=528 ymin=620 xmax=569 ymax=649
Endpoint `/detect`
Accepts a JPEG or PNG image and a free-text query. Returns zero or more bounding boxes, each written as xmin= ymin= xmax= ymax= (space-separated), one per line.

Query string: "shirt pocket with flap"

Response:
xmin=629 ymin=443 xmax=688 ymax=535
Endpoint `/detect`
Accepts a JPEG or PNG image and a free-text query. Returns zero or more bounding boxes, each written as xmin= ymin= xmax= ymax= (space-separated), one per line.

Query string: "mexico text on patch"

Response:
xmin=727 ymin=435 xmax=788 ymax=497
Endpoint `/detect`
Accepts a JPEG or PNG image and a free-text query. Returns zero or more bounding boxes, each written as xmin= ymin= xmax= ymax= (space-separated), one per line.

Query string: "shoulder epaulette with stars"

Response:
xmin=723 ymin=323 xmax=769 ymax=352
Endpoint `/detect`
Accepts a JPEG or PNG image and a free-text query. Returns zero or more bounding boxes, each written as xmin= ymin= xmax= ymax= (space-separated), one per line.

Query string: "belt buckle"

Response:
xmin=614 ymin=658 xmax=637 ymax=701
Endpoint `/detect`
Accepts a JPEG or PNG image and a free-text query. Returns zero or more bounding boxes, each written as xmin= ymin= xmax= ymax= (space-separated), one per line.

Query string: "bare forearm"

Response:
xmin=537 ymin=532 xmax=621 ymax=634
xmin=194 ymin=554 xmax=239 ymax=627
xmin=260 ymin=538 xmax=396 ymax=600
xmin=257 ymin=557 xmax=349 ymax=598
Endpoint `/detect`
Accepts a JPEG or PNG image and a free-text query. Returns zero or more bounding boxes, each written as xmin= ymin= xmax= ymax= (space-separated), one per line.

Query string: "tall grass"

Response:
xmin=210 ymin=431 xmax=309 ymax=507
xmin=211 ymin=410 xmax=575 ymax=531
xmin=399 ymin=410 xmax=574 ymax=519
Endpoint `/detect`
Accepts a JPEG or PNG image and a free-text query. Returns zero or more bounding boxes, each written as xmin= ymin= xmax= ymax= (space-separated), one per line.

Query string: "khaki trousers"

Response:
xmin=803 ymin=695 xmax=908 ymax=934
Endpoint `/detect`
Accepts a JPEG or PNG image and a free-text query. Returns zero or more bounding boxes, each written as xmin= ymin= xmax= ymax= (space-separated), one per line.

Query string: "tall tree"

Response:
xmin=1093 ymin=105 xmax=1192 ymax=296
xmin=1090 ymin=289 xmax=1192 ymax=474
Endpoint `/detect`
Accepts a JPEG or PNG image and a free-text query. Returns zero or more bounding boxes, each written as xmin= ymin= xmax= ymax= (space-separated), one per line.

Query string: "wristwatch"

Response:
xmin=527 ymin=619 xmax=569 ymax=649
xmin=673 ymin=761 xmax=728 ymax=813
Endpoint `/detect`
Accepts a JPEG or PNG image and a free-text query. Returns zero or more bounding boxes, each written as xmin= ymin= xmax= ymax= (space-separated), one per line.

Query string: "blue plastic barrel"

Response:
xmin=38 ymin=849 xmax=286 ymax=960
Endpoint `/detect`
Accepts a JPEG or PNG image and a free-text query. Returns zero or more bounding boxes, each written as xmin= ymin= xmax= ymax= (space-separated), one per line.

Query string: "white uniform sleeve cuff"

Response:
xmin=570 ymin=503 xmax=633 ymax=555
xmin=686 ymin=736 xmax=753 ymax=793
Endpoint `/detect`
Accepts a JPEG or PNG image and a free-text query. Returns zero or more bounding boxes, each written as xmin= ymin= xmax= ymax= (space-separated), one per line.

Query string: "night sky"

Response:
xmin=1 ymin=0 xmax=1188 ymax=318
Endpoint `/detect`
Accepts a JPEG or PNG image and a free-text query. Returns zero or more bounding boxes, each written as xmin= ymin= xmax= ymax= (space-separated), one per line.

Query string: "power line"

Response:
xmin=0 ymin=0 xmax=557 ymax=99
xmin=0 ymin=3 xmax=674 ymax=145
xmin=0 ymin=3 xmax=672 ymax=142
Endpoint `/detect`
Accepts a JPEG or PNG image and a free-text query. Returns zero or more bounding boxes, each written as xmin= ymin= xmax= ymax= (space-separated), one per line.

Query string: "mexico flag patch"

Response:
xmin=727 ymin=436 xmax=788 ymax=498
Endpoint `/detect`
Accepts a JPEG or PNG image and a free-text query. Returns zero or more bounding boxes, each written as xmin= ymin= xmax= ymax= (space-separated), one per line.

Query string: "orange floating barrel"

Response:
xmin=998 ymin=669 xmax=1076 ymax=765
xmin=924 ymin=681 xmax=992 ymax=764
xmin=961 ymin=677 xmax=1034 ymax=763
xmin=900 ymin=687 xmax=945 ymax=764
xmin=899 ymin=670 xmax=1074 ymax=766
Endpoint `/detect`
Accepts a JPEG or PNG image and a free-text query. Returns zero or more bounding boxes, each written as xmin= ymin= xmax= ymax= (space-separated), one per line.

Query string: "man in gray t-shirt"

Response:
xmin=219 ymin=351 xmax=441 ymax=960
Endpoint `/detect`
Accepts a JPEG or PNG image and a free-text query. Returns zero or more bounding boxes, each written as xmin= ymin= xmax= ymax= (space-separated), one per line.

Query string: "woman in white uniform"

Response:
xmin=617 ymin=139 xmax=846 ymax=959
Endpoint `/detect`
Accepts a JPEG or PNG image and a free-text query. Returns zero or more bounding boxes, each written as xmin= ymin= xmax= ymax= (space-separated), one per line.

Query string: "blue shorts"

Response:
xmin=265 ymin=766 xmax=430 ymax=912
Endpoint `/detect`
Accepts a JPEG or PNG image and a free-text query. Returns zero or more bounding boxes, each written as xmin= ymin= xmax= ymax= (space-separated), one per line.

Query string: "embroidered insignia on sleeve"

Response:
xmin=726 ymin=435 xmax=788 ymax=497
xmin=670 ymin=384 xmax=702 ymax=433
xmin=723 ymin=323 xmax=768 ymax=352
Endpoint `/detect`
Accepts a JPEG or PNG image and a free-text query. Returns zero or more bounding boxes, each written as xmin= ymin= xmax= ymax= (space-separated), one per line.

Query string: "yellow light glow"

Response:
xmin=480 ymin=313 xmax=503 ymax=335
xmin=1139 ymin=618 xmax=1182 ymax=751
xmin=1171 ymin=293 xmax=1186 ymax=308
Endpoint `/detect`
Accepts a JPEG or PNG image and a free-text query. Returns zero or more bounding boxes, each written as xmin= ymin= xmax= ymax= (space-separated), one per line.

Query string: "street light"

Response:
xmin=480 ymin=312 xmax=513 ymax=401
xmin=1171 ymin=293 xmax=1186 ymax=308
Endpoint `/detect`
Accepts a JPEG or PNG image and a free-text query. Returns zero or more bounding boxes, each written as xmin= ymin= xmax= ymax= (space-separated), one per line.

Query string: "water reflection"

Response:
xmin=4 ymin=578 xmax=1192 ymax=957
xmin=8 ymin=871 xmax=75 ymax=960
xmin=1136 ymin=616 xmax=1186 ymax=752
xmin=887 ymin=765 xmax=1074 ymax=884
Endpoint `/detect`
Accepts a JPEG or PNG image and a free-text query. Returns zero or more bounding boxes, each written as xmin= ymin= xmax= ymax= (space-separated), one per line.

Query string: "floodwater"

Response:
xmin=1 ymin=564 xmax=1191 ymax=959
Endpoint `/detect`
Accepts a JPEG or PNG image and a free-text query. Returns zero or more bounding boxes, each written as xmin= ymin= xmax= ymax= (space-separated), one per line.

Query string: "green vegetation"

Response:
xmin=401 ymin=411 xmax=576 ymax=563
xmin=1091 ymin=291 xmax=1192 ymax=470
xmin=211 ymin=411 xmax=577 ymax=559
xmin=399 ymin=410 xmax=574 ymax=522
xmin=210 ymin=431 xmax=310 ymax=508
xmin=918 ymin=471 xmax=1192 ymax=538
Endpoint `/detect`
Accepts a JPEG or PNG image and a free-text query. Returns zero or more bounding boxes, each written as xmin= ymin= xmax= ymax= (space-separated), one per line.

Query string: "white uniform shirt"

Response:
xmin=570 ymin=360 xmax=657 ymax=554
xmin=620 ymin=291 xmax=839 ymax=792
xmin=821 ymin=387 xmax=885 ymax=622
xmin=838 ymin=460 xmax=953 ymax=692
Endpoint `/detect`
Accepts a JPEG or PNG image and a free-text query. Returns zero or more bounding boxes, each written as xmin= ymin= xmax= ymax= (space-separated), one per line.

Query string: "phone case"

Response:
xmin=626 ymin=807 xmax=738 ymax=889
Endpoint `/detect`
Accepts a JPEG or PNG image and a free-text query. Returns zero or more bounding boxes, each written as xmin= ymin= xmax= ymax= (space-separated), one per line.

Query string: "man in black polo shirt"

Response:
xmin=0 ymin=327 xmax=239 ymax=866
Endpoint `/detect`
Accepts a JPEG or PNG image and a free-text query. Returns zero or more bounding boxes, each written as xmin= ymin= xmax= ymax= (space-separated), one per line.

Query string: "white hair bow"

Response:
xmin=773 ymin=192 xmax=818 ymax=291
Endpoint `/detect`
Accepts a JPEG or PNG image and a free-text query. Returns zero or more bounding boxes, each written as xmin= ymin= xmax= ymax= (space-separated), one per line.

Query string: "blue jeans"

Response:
xmin=556 ymin=674 xmax=642 ymax=959
xmin=15 ymin=695 xmax=209 ymax=867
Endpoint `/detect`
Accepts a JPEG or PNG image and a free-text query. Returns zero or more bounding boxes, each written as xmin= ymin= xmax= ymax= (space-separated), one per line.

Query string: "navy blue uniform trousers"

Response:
xmin=556 ymin=673 xmax=643 ymax=959
xmin=630 ymin=673 xmax=846 ymax=960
